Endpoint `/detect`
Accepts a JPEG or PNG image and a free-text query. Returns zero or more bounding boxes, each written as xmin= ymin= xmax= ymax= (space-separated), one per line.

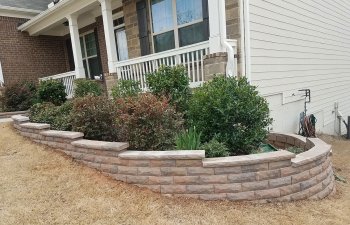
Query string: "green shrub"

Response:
xmin=74 ymin=79 xmax=103 ymax=97
xmin=175 ymin=127 xmax=202 ymax=150
xmin=37 ymin=80 xmax=66 ymax=105
xmin=201 ymin=138 xmax=230 ymax=158
xmin=1 ymin=82 xmax=37 ymax=111
xmin=287 ymin=146 xmax=304 ymax=154
xmin=146 ymin=65 xmax=191 ymax=113
xmin=111 ymin=80 xmax=141 ymax=99
xmin=188 ymin=76 xmax=272 ymax=155
xmin=29 ymin=101 xmax=73 ymax=131
xmin=71 ymin=96 xmax=118 ymax=141
xmin=116 ymin=93 xmax=184 ymax=150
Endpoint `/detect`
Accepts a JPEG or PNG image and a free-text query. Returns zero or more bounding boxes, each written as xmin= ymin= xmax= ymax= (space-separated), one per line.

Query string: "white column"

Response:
xmin=99 ymin=0 xmax=118 ymax=73
xmin=67 ymin=14 xmax=85 ymax=79
xmin=208 ymin=0 xmax=225 ymax=53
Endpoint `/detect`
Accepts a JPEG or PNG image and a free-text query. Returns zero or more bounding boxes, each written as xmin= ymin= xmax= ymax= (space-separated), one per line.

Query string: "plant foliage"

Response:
xmin=1 ymin=82 xmax=37 ymax=111
xmin=111 ymin=80 xmax=141 ymax=99
xmin=116 ymin=93 xmax=184 ymax=150
xmin=146 ymin=65 xmax=191 ymax=113
xmin=201 ymin=138 xmax=230 ymax=158
xmin=188 ymin=76 xmax=272 ymax=155
xmin=74 ymin=79 xmax=103 ymax=97
xmin=37 ymin=80 xmax=66 ymax=105
xmin=175 ymin=127 xmax=202 ymax=150
xmin=71 ymin=96 xmax=118 ymax=141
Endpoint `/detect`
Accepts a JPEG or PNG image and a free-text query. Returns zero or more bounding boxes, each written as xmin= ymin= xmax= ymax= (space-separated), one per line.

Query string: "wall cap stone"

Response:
xmin=292 ymin=138 xmax=331 ymax=167
xmin=71 ymin=139 xmax=129 ymax=151
xmin=40 ymin=130 xmax=84 ymax=139
xmin=203 ymin=150 xmax=295 ymax=168
xmin=20 ymin=122 xmax=50 ymax=130
xmin=119 ymin=150 xmax=205 ymax=160
xmin=11 ymin=115 xmax=30 ymax=122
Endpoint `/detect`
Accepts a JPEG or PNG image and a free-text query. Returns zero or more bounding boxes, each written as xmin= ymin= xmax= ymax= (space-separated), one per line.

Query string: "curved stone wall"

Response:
xmin=12 ymin=115 xmax=335 ymax=202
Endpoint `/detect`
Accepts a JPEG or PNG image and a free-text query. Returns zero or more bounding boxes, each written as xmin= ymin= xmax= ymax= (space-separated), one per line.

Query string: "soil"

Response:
xmin=0 ymin=123 xmax=349 ymax=225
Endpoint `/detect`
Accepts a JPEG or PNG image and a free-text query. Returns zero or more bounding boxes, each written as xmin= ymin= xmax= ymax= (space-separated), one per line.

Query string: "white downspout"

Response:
xmin=242 ymin=0 xmax=252 ymax=83
xmin=0 ymin=61 xmax=4 ymax=87
xmin=219 ymin=0 xmax=235 ymax=77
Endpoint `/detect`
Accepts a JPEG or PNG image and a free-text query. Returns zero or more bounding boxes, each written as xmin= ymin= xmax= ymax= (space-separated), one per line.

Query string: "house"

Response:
xmin=0 ymin=0 xmax=349 ymax=136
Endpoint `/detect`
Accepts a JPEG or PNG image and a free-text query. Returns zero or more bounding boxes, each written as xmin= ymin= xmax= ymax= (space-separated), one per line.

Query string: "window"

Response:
xmin=150 ymin=0 xmax=208 ymax=53
xmin=80 ymin=31 xmax=101 ymax=79
xmin=113 ymin=16 xmax=129 ymax=61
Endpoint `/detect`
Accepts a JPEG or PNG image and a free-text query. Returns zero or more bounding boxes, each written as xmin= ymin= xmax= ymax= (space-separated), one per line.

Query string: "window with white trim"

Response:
xmin=150 ymin=0 xmax=208 ymax=53
xmin=113 ymin=16 xmax=129 ymax=61
xmin=80 ymin=31 xmax=101 ymax=79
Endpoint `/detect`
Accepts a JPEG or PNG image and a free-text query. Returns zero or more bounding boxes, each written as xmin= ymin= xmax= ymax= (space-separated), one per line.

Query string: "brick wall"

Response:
xmin=123 ymin=0 xmax=142 ymax=59
xmin=13 ymin=116 xmax=336 ymax=203
xmin=0 ymin=16 xmax=68 ymax=85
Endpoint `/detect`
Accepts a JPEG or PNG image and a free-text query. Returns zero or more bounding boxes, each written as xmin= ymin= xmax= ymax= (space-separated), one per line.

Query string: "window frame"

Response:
xmin=112 ymin=13 xmax=129 ymax=61
xmin=148 ymin=0 xmax=205 ymax=53
xmin=80 ymin=30 xmax=99 ymax=78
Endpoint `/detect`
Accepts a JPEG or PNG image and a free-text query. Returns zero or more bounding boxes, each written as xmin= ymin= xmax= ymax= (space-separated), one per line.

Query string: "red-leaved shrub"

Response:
xmin=116 ymin=93 xmax=184 ymax=150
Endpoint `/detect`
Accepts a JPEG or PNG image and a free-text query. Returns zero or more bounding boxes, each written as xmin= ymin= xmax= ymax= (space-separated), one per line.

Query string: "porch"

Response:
xmin=19 ymin=0 xmax=237 ymax=97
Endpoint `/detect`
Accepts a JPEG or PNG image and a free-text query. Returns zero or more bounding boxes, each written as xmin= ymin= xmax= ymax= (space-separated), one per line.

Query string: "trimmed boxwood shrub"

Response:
xmin=1 ymin=82 xmax=37 ymax=111
xmin=37 ymin=80 xmax=66 ymax=105
xmin=188 ymin=76 xmax=272 ymax=155
xmin=29 ymin=101 xmax=73 ymax=131
xmin=201 ymin=138 xmax=230 ymax=158
xmin=146 ymin=65 xmax=191 ymax=113
xmin=74 ymin=79 xmax=103 ymax=97
xmin=111 ymin=80 xmax=141 ymax=99
xmin=71 ymin=96 xmax=118 ymax=141
xmin=116 ymin=93 xmax=184 ymax=151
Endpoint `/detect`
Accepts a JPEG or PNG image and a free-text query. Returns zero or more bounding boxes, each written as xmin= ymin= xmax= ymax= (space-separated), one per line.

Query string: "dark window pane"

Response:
xmin=88 ymin=57 xmax=101 ymax=79
xmin=176 ymin=0 xmax=203 ymax=25
xmin=153 ymin=31 xmax=175 ymax=53
xmin=83 ymin=60 xmax=88 ymax=78
xmin=179 ymin=21 xmax=208 ymax=47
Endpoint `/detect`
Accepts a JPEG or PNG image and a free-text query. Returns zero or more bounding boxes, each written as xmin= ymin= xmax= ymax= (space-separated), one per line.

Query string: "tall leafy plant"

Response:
xmin=175 ymin=127 xmax=202 ymax=150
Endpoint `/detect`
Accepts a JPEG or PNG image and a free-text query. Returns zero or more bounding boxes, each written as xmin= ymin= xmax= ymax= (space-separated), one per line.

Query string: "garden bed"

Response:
xmin=12 ymin=115 xmax=335 ymax=203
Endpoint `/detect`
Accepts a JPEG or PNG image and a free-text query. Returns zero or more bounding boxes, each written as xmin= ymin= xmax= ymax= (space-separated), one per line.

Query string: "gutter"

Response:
xmin=219 ymin=0 xmax=235 ymax=77
xmin=0 ymin=5 xmax=42 ymax=14
xmin=17 ymin=0 xmax=73 ymax=31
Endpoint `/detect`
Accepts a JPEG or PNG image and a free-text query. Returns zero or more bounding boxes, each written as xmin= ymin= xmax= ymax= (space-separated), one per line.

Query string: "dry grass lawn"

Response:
xmin=0 ymin=123 xmax=349 ymax=225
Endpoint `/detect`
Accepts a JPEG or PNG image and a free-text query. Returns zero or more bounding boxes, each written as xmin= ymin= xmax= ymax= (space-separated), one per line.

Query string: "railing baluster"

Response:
xmin=196 ymin=50 xmax=200 ymax=82
xmin=191 ymin=51 xmax=195 ymax=83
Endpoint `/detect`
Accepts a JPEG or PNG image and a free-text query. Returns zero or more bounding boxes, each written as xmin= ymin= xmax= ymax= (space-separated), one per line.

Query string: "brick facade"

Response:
xmin=0 ymin=16 xmax=68 ymax=86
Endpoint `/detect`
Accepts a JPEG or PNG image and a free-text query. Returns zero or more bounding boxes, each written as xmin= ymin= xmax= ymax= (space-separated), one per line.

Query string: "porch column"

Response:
xmin=208 ymin=0 xmax=226 ymax=53
xmin=99 ymin=0 xmax=118 ymax=73
xmin=67 ymin=14 xmax=86 ymax=79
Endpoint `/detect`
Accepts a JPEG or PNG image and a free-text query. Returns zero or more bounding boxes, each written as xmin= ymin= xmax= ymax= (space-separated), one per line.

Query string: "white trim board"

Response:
xmin=0 ymin=5 xmax=41 ymax=19
xmin=0 ymin=61 xmax=4 ymax=86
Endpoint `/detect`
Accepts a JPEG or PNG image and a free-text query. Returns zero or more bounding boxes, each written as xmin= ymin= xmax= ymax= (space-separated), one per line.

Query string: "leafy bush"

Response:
xmin=287 ymin=146 xmax=304 ymax=154
xmin=146 ymin=65 xmax=191 ymax=113
xmin=71 ymin=96 xmax=118 ymax=141
xmin=37 ymin=80 xmax=66 ymax=105
xmin=175 ymin=127 xmax=202 ymax=150
xmin=201 ymin=138 xmax=230 ymax=158
xmin=111 ymin=80 xmax=141 ymax=99
xmin=116 ymin=93 xmax=184 ymax=150
xmin=74 ymin=79 xmax=103 ymax=97
xmin=1 ymin=82 xmax=37 ymax=111
xmin=29 ymin=101 xmax=73 ymax=131
xmin=188 ymin=76 xmax=272 ymax=155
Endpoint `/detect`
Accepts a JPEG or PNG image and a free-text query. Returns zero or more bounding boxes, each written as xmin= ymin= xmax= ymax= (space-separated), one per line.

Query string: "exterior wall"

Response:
xmin=0 ymin=16 xmax=68 ymax=85
xmin=123 ymin=0 xmax=142 ymax=59
xmin=13 ymin=116 xmax=335 ymax=203
xmin=203 ymin=53 xmax=227 ymax=81
xmin=246 ymin=0 xmax=350 ymax=135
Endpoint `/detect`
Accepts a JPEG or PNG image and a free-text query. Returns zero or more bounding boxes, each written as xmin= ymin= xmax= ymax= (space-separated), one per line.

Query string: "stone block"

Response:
xmin=161 ymin=185 xmax=187 ymax=194
xmin=150 ymin=160 xmax=176 ymax=167
xmin=269 ymin=160 xmax=292 ymax=170
xmin=199 ymin=175 xmax=228 ymax=184
xmin=292 ymin=170 xmax=311 ymax=184
xmin=255 ymin=188 xmax=281 ymax=199
xmin=148 ymin=176 xmax=173 ymax=185
xmin=290 ymin=190 xmax=309 ymax=201
xmin=161 ymin=167 xmax=187 ymax=176
xmin=174 ymin=176 xmax=200 ymax=185
xmin=214 ymin=166 xmax=242 ymax=175
xmin=280 ymin=166 xmax=299 ymax=177
xmin=176 ymin=159 xmax=202 ymax=167
xmin=228 ymin=172 xmax=256 ymax=183
xmin=118 ymin=166 xmax=138 ymax=175
xmin=242 ymin=181 xmax=269 ymax=191
xmin=71 ymin=139 xmax=129 ymax=151
xmin=137 ymin=167 xmax=161 ymax=176
xmin=41 ymin=130 xmax=84 ymax=140
xmin=279 ymin=183 xmax=301 ymax=196
xmin=227 ymin=191 xmax=255 ymax=201
xmin=186 ymin=185 xmax=214 ymax=194
xmin=126 ymin=175 xmax=149 ymax=184
xmin=100 ymin=164 xmax=118 ymax=174
xmin=269 ymin=176 xmax=292 ymax=188
xmin=187 ymin=167 xmax=214 ymax=175
xmin=256 ymin=169 xmax=281 ymax=181
xmin=310 ymin=165 xmax=323 ymax=177
xmin=241 ymin=163 xmax=269 ymax=173
xmin=119 ymin=150 xmax=205 ymax=160
xmin=214 ymin=184 xmax=241 ymax=193
xmin=128 ymin=160 xmax=150 ymax=167
xmin=199 ymin=194 xmax=227 ymax=201
xmin=20 ymin=122 xmax=50 ymax=130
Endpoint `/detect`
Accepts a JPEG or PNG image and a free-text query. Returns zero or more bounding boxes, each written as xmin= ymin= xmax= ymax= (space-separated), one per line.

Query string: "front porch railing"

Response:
xmin=39 ymin=71 xmax=76 ymax=99
xmin=115 ymin=41 xmax=210 ymax=90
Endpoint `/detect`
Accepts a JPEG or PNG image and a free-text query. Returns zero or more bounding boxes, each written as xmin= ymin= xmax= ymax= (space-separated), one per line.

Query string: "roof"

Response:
xmin=0 ymin=0 xmax=52 ymax=11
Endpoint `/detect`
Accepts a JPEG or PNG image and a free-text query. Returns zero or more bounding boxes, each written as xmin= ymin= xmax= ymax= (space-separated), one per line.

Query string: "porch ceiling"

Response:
xmin=18 ymin=0 xmax=122 ymax=36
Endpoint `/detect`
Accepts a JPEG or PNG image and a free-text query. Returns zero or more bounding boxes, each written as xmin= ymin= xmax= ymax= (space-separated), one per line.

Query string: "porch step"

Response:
xmin=71 ymin=139 xmax=129 ymax=152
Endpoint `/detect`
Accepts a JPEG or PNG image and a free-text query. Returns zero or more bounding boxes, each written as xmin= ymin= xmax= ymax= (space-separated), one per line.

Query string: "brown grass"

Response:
xmin=0 ymin=123 xmax=349 ymax=225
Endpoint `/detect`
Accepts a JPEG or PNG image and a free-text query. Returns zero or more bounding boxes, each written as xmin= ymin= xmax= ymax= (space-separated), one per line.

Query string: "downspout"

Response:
xmin=241 ymin=0 xmax=252 ymax=83
xmin=219 ymin=0 xmax=235 ymax=77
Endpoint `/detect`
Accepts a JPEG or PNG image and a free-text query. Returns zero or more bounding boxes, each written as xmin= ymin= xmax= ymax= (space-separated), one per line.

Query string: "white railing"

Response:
xmin=115 ymin=41 xmax=210 ymax=90
xmin=39 ymin=71 xmax=76 ymax=99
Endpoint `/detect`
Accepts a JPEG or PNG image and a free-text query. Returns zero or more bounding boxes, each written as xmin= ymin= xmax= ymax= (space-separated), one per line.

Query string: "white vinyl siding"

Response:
xmin=247 ymin=0 xmax=350 ymax=134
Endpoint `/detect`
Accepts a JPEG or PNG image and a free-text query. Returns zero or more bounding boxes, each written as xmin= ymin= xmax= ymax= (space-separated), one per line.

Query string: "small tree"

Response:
xmin=37 ymin=80 xmax=66 ymax=105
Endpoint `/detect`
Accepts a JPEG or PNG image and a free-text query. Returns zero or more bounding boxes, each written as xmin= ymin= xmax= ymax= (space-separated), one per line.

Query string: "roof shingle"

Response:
xmin=0 ymin=0 xmax=52 ymax=11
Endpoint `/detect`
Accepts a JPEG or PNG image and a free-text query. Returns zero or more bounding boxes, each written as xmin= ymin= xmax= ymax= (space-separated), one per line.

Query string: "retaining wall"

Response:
xmin=12 ymin=115 xmax=335 ymax=202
